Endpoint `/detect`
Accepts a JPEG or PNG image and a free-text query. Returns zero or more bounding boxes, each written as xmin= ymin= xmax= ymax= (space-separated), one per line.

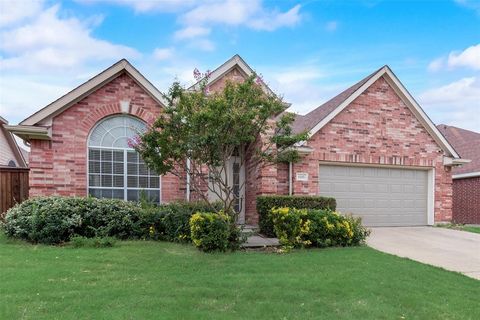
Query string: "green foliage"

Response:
xmin=161 ymin=201 xmax=223 ymax=242
xmin=2 ymin=196 xmax=223 ymax=245
xmin=270 ymin=207 xmax=370 ymax=249
xmin=256 ymin=195 xmax=337 ymax=237
xmin=2 ymin=196 xmax=142 ymax=244
xmin=135 ymin=74 xmax=308 ymax=213
xmin=70 ymin=236 xmax=116 ymax=248
xmin=189 ymin=212 xmax=231 ymax=252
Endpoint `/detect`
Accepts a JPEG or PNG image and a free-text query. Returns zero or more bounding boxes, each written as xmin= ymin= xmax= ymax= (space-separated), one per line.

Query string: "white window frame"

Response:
xmin=86 ymin=115 xmax=161 ymax=203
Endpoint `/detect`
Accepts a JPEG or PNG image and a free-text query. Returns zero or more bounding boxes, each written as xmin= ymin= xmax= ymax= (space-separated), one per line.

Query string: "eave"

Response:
xmin=5 ymin=125 xmax=51 ymax=141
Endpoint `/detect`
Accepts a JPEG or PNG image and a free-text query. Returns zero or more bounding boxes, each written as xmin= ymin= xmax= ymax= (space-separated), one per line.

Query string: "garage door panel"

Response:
xmin=319 ymin=164 xmax=428 ymax=227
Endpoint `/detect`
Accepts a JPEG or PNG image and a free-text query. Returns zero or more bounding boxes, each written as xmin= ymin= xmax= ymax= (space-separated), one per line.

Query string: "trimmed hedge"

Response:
xmin=270 ymin=207 xmax=370 ymax=249
xmin=257 ymin=195 xmax=336 ymax=237
xmin=2 ymin=196 xmax=222 ymax=245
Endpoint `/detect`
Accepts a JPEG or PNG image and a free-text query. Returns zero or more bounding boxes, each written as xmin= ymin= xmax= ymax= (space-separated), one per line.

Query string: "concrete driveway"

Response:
xmin=367 ymin=227 xmax=480 ymax=280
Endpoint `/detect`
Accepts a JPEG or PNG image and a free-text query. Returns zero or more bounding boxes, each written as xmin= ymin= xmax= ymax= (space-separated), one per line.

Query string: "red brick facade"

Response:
xmin=282 ymin=77 xmax=453 ymax=222
xmin=27 ymin=67 xmax=454 ymax=225
xmin=452 ymin=177 xmax=480 ymax=224
xmin=29 ymin=73 xmax=184 ymax=202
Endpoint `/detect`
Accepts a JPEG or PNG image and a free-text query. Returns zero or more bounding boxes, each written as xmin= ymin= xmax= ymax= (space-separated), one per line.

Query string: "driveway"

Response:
xmin=367 ymin=227 xmax=480 ymax=280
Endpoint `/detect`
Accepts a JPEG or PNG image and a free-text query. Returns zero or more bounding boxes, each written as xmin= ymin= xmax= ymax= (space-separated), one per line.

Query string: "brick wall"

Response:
xmin=280 ymin=76 xmax=452 ymax=222
xmin=452 ymin=177 xmax=480 ymax=224
xmin=29 ymin=72 xmax=184 ymax=202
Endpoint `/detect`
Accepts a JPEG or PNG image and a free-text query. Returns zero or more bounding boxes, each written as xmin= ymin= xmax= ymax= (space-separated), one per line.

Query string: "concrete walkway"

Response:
xmin=368 ymin=227 xmax=480 ymax=280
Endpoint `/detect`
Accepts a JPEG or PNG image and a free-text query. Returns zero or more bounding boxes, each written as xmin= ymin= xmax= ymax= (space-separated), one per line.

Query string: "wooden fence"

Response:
xmin=0 ymin=167 xmax=29 ymax=215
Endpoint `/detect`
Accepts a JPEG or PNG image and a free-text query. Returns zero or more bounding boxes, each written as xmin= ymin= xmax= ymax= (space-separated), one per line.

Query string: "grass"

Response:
xmin=1 ymin=234 xmax=479 ymax=320
xmin=437 ymin=223 xmax=480 ymax=234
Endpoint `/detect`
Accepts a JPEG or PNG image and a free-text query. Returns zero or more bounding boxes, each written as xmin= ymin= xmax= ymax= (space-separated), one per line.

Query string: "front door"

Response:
xmin=208 ymin=157 xmax=245 ymax=224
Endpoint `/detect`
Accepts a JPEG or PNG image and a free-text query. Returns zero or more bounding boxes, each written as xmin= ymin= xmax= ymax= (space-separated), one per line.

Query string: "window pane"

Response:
xmin=127 ymin=163 xmax=137 ymax=175
xmin=127 ymin=190 xmax=139 ymax=201
xmin=139 ymin=162 xmax=148 ymax=175
xmin=112 ymin=189 xmax=124 ymax=200
xmin=89 ymin=174 xmax=101 ymax=187
xmin=139 ymin=176 xmax=148 ymax=188
xmin=127 ymin=151 xmax=138 ymax=163
xmin=113 ymin=150 xmax=123 ymax=162
xmin=101 ymin=150 xmax=112 ymax=161
xmin=89 ymin=188 xmax=101 ymax=198
xmin=113 ymin=175 xmax=124 ymax=187
xmin=127 ymin=175 xmax=138 ymax=187
xmin=89 ymin=161 xmax=100 ymax=174
xmin=113 ymin=162 xmax=124 ymax=174
xmin=149 ymin=176 xmax=159 ymax=188
xmin=148 ymin=190 xmax=160 ymax=203
xmin=89 ymin=149 xmax=100 ymax=161
xmin=102 ymin=175 xmax=112 ymax=187
xmin=102 ymin=161 xmax=112 ymax=174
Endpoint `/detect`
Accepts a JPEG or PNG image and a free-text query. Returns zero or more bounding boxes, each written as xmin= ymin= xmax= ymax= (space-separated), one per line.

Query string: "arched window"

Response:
xmin=87 ymin=115 xmax=160 ymax=203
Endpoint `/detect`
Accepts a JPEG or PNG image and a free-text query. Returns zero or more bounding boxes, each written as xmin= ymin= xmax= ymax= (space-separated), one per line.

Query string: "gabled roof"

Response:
xmin=292 ymin=65 xmax=460 ymax=158
xmin=189 ymin=54 xmax=278 ymax=98
xmin=20 ymin=59 xmax=167 ymax=126
xmin=437 ymin=124 xmax=480 ymax=176
xmin=0 ymin=117 xmax=27 ymax=167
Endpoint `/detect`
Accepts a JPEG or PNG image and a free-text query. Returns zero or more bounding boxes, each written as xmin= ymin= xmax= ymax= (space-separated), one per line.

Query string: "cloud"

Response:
xmin=454 ymin=0 xmax=480 ymax=14
xmin=174 ymin=26 xmax=210 ymax=40
xmin=419 ymin=77 xmax=480 ymax=131
xmin=0 ymin=4 xmax=139 ymax=71
xmin=448 ymin=44 xmax=480 ymax=70
xmin=76 ymin=0 xmax=198 ymax=13
xmin=428 ymin=43 xmax=480 ymax=72
xmin=0 ymin=0 xmax=44 ymax=27
xmin=152 ymin=47 xmax=174 ymax=61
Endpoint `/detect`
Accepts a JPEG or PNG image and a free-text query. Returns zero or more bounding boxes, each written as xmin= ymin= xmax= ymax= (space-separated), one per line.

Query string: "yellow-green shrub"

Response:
xmin=189 ymin=212 xmax=242 ymax=252
xmin=270 ymin=207 xmax=370 ymax=249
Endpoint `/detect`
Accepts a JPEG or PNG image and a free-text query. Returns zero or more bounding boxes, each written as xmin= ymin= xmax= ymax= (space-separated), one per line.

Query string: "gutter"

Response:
xmin=5 ymin=125 xmax=51 ymax=141
xmin=452 ymin=171 xmax=480 ymax=180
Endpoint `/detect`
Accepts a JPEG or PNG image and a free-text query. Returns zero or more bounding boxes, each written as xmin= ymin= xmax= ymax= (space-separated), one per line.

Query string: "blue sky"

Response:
xmin=0 ymin=0 xmax=479 ymax=131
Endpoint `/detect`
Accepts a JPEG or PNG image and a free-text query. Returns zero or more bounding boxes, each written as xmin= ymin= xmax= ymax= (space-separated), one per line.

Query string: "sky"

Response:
xmin=0 ymin=0 xmax=479 ymax=133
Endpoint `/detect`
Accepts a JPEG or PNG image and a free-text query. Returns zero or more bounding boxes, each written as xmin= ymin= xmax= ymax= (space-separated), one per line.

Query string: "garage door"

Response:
xmin=318 ymin=164 xmax=429 ymax=226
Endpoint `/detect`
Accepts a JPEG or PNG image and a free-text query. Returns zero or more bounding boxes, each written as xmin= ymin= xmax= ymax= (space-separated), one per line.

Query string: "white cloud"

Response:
xmin=419 ymin=77 xmax=480 ymax=131
xmin=77 ymin=0 xmax=198 ymax=13
xmin=174 ymin=26 xmax=210 ymax=40
xmin=325 ymin=21 xmax=338 ymax=32
xmin=0 ymin=0 xmax=44 ymax=27
xmin=248 ymin=4 xmax=302 ymax=31
xmin=0 ymin=4 xmax=139 ymax=71
xmin=428 ymin=43 xmax=480 ymax=72
xmin=153 ymin=47 xmax=174 ymax=61
xmin=455 ymin=0 xmax=480 ymax=14
xmin=448 ymin=44 xmax=480 ymax=70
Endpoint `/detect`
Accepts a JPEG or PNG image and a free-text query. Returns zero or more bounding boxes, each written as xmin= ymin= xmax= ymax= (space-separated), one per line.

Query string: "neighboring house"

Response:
xmin=0 ymin=116 xmax=27 ymax=168
xmin=437 ymin=125 xmax=480 ymax=224
xmin=6 ymin=55 xmax=466 ymax=226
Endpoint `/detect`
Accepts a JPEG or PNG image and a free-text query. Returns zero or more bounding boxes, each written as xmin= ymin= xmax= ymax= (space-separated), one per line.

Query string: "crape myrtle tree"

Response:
xmin=134 ymin=69 xmax=308 ymax=220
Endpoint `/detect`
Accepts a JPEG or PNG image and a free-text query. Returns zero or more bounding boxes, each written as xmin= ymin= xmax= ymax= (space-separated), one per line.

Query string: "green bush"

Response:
xmin=257 ymin=195 xmax=336 ymax=237
xmin=70 ymin=236 xmax=117 ymax=248
xmin=3 ymin=196 xmax=231 ymax=248
xmin=270 ymin=207 xmax=369 ymax=249
xmin=190 ymin=212 xmax=231 ymax=252
xmin=2 ymin=196 xmax=142 ymax=244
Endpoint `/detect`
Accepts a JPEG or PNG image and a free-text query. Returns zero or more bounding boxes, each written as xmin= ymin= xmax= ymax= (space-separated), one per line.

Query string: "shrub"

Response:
xmin=270 ymin=207 xmax=369 ymax=249
xmin=190 ymin=212 xmax=231 ymax=252
xmin=70 ymin=236 xmax=117 ymax=248
xmin=2 ymin=196 xmax=142 ymax=244
xmin=257 ymin=195 xmax=336 ymax=237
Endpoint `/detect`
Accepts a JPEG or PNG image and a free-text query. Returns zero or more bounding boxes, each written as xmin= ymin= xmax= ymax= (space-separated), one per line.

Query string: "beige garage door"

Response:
xmin=318 ymin=164 xmax=428 ymax=226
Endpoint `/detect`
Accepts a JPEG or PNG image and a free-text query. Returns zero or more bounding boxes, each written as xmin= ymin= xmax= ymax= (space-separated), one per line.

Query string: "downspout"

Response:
xmin=289 ymin=161 xmax=293 ymax=196
xmin=186 ymin=158 xmax=191 ymax=202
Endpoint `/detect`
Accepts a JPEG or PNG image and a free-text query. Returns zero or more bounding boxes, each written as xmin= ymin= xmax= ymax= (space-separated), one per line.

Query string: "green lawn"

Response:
xmin=437 ymin=223 xmax=480 ymax=234
xmin=1 ymin=234 xmax=479 ymax=320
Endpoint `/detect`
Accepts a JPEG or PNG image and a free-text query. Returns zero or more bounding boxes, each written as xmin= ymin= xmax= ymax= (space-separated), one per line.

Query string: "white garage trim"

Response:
xmin=318 ymin=161 xmax=435 ymax=226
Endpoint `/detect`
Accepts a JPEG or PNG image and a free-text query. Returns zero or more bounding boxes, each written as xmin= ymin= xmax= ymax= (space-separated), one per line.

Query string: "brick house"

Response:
xmin=437 ymin=125 xmax=480 ymax=224
xmin=7 ymin=55 xmax=467 ymax=226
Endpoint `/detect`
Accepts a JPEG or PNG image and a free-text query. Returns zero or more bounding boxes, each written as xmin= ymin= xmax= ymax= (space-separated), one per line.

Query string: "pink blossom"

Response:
xmin=193 ymin=68 xmax=201 ymax=80
xmin=255 ymin=74 xmax=264 ymax=85
xmin=127 ymin=135 xmax=141 ymax=148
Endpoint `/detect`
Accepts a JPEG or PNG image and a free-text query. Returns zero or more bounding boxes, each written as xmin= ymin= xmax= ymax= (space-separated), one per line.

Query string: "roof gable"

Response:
xmin=298 ymin=66 xmax=459 ymax=158
xmin=189 ymin=54 xmax=276 ymax=97
xmin=437 ymin=124 xmax=480 ymax=174
xmin=20 ymin=59 xmax=167 ymax=126
xmin=0 ymin=119 xmax=27 ymax=167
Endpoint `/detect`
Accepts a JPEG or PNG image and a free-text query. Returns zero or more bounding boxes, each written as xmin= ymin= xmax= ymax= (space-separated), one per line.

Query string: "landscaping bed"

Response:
xmin=0 ymin=233 xmax=479 ymax=319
